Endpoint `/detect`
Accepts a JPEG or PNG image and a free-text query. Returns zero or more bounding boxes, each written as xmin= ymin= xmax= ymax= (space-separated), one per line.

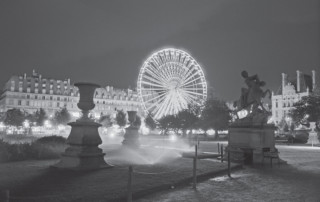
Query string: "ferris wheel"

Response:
xmin=137 ymin=48 xmax=207 ymax=120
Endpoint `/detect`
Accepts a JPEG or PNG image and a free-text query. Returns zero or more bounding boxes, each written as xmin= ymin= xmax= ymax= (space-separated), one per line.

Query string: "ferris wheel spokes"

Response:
xmin=137 ymin=48 xmax=207 ymax=120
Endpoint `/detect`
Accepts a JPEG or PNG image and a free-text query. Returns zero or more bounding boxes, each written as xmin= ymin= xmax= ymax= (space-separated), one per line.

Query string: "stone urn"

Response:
xmin=122 ymin=111 xmax=140 ymax=148
xmin=76 ymin=82 xmax=99 ymax=121
xmin=307 ymin=122 xmax=319 ymax=146
xmin=53 ymin=82 xmax=112 ymax=170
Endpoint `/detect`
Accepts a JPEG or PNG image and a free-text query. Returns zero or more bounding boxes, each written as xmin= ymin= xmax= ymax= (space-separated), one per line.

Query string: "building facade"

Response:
xmin=0 ymin=70 xmax=144 ymax=119
xmin=271 ymin=70 xmax=317 ymax=125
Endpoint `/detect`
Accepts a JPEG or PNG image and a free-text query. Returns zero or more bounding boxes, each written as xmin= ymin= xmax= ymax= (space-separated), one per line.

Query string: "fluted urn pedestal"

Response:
xmin=53 ymin=82 xmax=112 ymax=170
xmin=122 ymin=111 xmax=140 ymax=149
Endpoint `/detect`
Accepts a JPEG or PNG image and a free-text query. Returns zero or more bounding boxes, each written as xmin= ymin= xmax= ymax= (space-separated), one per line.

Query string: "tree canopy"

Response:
xmin=144 ymin=113 xmax=157 ymax=131
xmin=175 ymin=104 xmax=201 ymax=136
xmin=4 ymin=108 xmax=26 ymax=126
xmin=52 ymin=107 xmax=71 ymax=125
xmin=98 ymin=114 xmax=113 ymax=128
xmin=157 ymin=114 xmax=177 ymax=135
xmin=289 ymin=93 xmax=320 ymax=129
xmin=34 ymin=108 xmax=47 ymax=126
xmin=155 ymin=98 xmax=232 ymax=135
xmin=199 ymin=98 xmax=232 ymax=131
xmin=116 ymin=110 xmax=127 ymax=127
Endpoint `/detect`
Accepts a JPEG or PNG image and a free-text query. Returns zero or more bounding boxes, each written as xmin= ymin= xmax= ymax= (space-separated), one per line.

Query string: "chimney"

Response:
xmin=312 ymin=70 xmax=316 ymax=91
xmin=24 ymin=73 xmax=26 ymax=79
xmin=296 ymin=70 xmax=301 ymax=92
xmin=68 ymin=78 xmax=70 ymax=84
xmin=281 ymin=73 xmax=286 ymax=93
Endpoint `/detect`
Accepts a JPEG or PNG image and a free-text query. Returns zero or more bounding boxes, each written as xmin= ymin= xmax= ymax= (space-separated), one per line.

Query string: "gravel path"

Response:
xmin=136 ymin=145 xmax=320 ymax=202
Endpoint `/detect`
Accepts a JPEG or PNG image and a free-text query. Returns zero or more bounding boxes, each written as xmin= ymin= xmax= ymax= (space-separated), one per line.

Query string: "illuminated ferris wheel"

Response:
xmin=137 ymin=48 xmax=207 ymax=120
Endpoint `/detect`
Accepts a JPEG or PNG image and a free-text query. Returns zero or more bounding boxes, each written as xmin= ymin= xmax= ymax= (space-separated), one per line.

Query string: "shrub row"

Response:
xmin=0 ymin=135 xmax=67 ymax=163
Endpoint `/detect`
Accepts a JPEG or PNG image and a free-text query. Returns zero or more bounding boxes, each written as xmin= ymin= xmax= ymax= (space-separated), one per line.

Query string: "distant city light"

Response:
xmin=0 ymin=122 xmax=5 ymax=129
xmin=58 ymin=125 xmax=66 ymax=131
xmin=207 ymin=129 xmax=215 ymax=136
xmin=71 ymin=112 xmax=81 ymax=118
xmin=169 ymin=134 xmax=177 ymax=142
xmin=44 ymin=120 xmax=52 ymax=128
xmin=237 ymin=109 xmax=249 ymax=119
xmin=23 ymin=120 xmax=30 ymax=128
xmin=140 ymin=125 xmax=150 ymax=135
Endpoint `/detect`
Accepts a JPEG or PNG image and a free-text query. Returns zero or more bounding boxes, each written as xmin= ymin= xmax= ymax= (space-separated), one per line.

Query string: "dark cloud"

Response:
xmin=0 ymin=0 xmax=319 ymax=101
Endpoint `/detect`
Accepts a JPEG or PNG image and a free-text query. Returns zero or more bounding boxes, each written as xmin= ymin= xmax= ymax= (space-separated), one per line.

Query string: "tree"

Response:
xmin=99 ymin=114 xmax=113 ymax=128
xmin=175 ymin=104 xmax=201 ymax=136
xmin=157 ymin=114 xmax=177 ymax=135
xmin=199 ymin=98 xmax=232 ymax=133
xmin=116 ymin=110 xmax=127 ymax=128
xmin=144 ymin=113 xmax=157 ymax=131
xmin=34 ymin=108 xmax=47 ymax=126
xmin=289 ymin=93 xmax=320 ymax=129
xmin=4 ymin=108 xmax=26 ymax=126
xmin=53 ymin=107 xmax=71 ymax=125
xmin=133 ymin=115 xmax=141 ymax=128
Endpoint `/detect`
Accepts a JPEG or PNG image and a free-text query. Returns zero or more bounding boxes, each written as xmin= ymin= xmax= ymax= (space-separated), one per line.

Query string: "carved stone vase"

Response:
xmin=76 ymin=82 xmax=99 ymax=120
xmin=53 ymin=82 xmax=112 ymax=170
xmin=122 ymin=111 xmax=140 ymax=148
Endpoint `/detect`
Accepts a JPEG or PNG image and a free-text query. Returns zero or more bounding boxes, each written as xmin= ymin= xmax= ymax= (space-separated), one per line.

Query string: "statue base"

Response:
xmin=122 ymin=126 xmax=140 ymax=149
xmin=227 ymin=123 xmax=278 ymax=165
xmin=53 ymin=121 xmax=112 ymax=170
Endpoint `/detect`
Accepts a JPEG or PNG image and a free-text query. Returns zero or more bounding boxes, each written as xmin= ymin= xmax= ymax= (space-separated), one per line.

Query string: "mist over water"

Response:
xmin=100 ymin=134 xmax=194 ymax=165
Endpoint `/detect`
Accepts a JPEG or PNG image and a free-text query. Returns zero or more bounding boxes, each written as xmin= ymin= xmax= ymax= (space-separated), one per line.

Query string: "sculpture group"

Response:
xmin=234 ymin=70 xmax=272 ymax=125
xmin=228 ymin=70 xmax=278 ymax=165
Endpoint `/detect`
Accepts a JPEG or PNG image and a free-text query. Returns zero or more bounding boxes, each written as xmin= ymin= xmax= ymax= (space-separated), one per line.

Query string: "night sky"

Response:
xmin=0 ymin=0 xmax=319 ymax=101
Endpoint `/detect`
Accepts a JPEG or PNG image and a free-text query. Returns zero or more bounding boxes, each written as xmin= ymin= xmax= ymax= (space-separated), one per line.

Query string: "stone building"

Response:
xmin=0 ymin=70 xmax=144 ymax=120
xmin=271 ymin=70 xmax=317 ymax=125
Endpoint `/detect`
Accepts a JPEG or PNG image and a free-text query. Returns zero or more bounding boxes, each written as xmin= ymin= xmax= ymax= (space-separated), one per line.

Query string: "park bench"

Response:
xmin=262 ymin=147 xmax=280 ymax=168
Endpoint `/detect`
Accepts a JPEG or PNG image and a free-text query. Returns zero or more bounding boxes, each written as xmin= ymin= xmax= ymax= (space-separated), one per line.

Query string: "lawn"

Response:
xmin=0 ymin=152 xmax=240 ymax=202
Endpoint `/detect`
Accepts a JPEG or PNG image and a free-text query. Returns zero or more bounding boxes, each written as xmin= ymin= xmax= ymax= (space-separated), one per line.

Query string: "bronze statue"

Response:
xmin=234 ymin=71 xmax=271 ymax=124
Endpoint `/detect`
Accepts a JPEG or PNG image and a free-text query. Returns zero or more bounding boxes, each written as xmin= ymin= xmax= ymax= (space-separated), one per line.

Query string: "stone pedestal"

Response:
xmin=307 ymin=122 xmax=319 ymax=145
xmin=53 ymin=82 xmax=112 ymax=170
xmin=122 ymin=111 xmax=140 ymax=149
xmin=54 ymin=121 xmax=112 ymax=170
xmin=307 ymin=132 xmax=319 ymax=145
xmin=227 ymin=124 xmax=277 ymax=164
xmin=122 ymin=127 xmax=140 ymax=148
